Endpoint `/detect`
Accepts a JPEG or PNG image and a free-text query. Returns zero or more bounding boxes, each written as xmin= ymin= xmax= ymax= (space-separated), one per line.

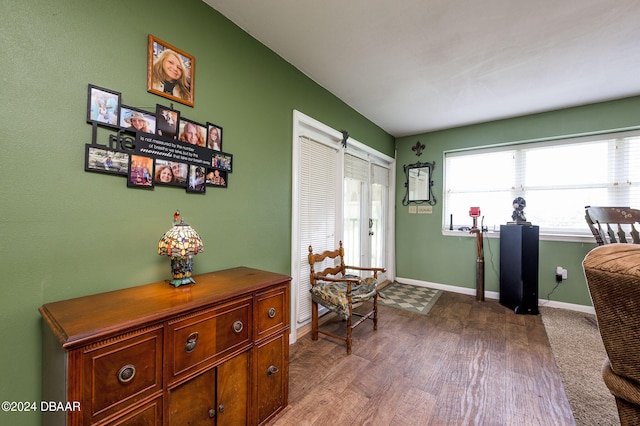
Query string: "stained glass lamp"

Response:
xmin=158 ymin=212 xmax=204 ymax=287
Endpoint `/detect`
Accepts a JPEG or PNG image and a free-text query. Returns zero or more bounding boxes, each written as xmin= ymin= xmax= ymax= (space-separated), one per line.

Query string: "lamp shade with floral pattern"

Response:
xmin=158 ymin=211 xmax=203 ymax=287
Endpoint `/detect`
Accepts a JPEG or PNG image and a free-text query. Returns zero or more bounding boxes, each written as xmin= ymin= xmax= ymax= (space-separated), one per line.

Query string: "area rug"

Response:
xmin=540 ymin=306 xmax=618 ymax=426
xmin=378 ymin=282 xmax=442 ymax=316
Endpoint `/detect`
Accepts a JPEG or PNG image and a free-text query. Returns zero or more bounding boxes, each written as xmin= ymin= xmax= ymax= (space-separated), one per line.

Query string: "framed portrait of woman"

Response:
xmin=120 ymin=105 xmax=156 ymax=135
xmin=206 ymin=122 xmax=223 ymax=151
xmin=147 ymin=34 xmax=195 ymax=107
xmin=178 ymin=118 xmax=207 ymax=147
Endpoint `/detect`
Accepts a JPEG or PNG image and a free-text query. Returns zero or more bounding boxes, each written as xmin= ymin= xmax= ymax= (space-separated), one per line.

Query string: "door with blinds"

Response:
xmin=343 ymin=153 xmax=389 ymax=281
xmin=291 ymin=110 xmax=394 ymax=339
xmin=295 ymin=136 xmax=340 ymax=326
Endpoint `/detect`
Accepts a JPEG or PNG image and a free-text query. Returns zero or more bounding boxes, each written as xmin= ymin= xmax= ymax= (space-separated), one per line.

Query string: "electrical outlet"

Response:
xmin=408 ymin=206 xmax=417 ymax=214
xmin=555 ymin=266 xmax=568 ymax=282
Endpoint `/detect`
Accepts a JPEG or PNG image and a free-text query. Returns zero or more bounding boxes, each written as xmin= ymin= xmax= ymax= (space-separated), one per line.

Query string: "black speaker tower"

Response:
xmin=499 ymin=224 xmax=539 ymax=315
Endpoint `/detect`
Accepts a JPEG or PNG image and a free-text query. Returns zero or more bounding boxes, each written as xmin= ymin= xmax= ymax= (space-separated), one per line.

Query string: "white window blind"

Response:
xmin=344 ymin=153 xmax=368 ymax=181
xmin=297 ymin=136 xmax=338 ymax=323
xmin=444 ymin=130 xmax=640 ymax=235
xmin=343 ymin=153 xmax=367 ymax=265
xmin=371 ymin=164 xmax=389 ymax=186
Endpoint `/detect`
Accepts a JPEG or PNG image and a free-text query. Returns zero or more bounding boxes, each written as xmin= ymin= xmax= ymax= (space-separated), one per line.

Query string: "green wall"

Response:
xmin=395 ymin=96 xmax=640 ymax=307
xmin=0 ymin=1 xmax=393 ymax=424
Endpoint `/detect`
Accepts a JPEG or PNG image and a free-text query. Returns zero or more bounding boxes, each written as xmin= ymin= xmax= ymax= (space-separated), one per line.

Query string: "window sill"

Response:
xmin=441 ymin=229 xmax=596 ymax=244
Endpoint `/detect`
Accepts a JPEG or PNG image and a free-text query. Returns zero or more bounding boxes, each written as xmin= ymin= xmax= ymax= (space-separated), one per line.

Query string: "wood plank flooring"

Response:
xmin=274 ymin=291 xmax=575 ymax=425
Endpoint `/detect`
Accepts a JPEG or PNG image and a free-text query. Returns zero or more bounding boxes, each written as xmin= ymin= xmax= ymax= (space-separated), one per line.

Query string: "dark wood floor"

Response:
xmin=274 ymin=291 xmax=575 ymax=425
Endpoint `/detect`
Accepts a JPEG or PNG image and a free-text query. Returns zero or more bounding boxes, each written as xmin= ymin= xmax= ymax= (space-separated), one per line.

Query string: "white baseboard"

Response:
xmin=395 ymin=276 xmax=595 ymax=315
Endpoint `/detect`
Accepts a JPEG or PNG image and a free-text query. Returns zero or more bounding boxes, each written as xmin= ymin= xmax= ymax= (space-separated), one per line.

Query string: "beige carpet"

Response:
xmin=540 ymin=306 xmax=619 ymax=426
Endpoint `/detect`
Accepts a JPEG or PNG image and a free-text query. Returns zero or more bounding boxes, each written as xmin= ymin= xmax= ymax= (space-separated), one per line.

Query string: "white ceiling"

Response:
xmin=204 ymin=0 xmax=640 ymax=137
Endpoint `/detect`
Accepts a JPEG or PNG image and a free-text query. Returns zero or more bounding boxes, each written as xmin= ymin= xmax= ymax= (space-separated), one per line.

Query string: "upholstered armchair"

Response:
xmin=583 ymin=244 xmax=640 ymax=425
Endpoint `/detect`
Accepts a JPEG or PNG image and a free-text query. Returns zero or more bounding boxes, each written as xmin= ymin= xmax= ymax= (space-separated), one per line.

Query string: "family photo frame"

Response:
xmin=206 ymin=169 xmax=228 ymax=188
xmin=212 ymin=152 xmax=233 ymax=173
xmin=87 ymin=84 xmax=121 ymax=127
xmin=128 ymin=155 xmax=155 ymax=189
xmin=120 ymin=105 xmax=156 ymax=135
xmin=187 ymin=165 xmax=207 ymax=193
xmin=85 ymin=145 xmax=129 ymax=176
xmin=154 ymin=159 xmax=188 ymax=187
xmin=178 ymin=117 xmax=207 ymax=146
xmin=147 ymin=35 xmax=195 ymax=107
xmin=207 ymin=122 xmax=223 ymax=151
xmin=156 ymin=104 xmax=181 ymax=140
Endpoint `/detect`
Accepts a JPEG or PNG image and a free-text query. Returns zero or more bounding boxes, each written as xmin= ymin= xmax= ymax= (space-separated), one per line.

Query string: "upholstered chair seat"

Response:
xmin=583 ymin=244 xmax=640 ymax=425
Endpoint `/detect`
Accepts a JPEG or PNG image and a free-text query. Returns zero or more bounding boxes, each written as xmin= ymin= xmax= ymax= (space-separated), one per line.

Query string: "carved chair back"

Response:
xmin=308 ymin=241 xmax=346 ymax=286
xmin=585 ymin=206 xmax=640 ymax=245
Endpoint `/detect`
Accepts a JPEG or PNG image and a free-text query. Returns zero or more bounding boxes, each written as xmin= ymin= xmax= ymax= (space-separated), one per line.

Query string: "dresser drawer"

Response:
xmin=256 ymin=332 xmax=288 ymax=424
xmin=82 ymin=326 xmax=163 ymax=422
xmin=256 ymin=285 xmax=288 ymax=340
xmin=168 ymin=297 xmax=252 ymax=379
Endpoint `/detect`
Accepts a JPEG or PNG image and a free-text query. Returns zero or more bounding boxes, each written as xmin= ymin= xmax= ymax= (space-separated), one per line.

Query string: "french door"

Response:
xmin=343 ymin=153 xmax=389 ymax=282
xmin=290 ymin=111 xmax=394 ymax=343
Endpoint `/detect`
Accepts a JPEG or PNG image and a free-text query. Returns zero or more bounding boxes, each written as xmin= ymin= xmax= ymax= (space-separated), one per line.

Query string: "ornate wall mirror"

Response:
xmin=402 ymin=161 xmax=436 ymax=205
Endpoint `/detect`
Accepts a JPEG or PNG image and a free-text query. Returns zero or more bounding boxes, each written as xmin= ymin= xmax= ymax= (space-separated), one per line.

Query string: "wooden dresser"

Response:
xmin=39 ymin=267 xmax=290 ymax=425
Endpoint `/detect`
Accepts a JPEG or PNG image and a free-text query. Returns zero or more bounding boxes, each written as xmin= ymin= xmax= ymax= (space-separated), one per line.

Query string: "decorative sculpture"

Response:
xmin=511 ymin=197 xmax=529 ymax=224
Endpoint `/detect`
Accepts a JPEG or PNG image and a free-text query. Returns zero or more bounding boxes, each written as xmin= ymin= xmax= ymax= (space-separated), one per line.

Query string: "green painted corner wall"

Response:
xmin=395 ymin=96 xmax=640 ymax=308
xmin=0 ymin=1 xmax=393 ymax=424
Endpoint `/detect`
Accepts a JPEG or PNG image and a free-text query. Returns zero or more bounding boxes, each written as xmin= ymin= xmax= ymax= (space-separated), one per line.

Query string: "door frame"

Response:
xmin=290 ymin=110 xmax=395 ymax=345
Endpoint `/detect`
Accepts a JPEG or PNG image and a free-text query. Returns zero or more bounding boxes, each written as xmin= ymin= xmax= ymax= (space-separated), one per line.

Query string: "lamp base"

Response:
xmin=169 ymin=257 xmax=196 ymax=287
xmin=169 ymin=276 xmax=196 ymax=287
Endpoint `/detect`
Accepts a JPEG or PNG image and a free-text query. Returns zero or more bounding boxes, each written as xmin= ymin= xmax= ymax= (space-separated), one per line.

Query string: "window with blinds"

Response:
xmin=444 ymin=130 xmax=640 ymax=235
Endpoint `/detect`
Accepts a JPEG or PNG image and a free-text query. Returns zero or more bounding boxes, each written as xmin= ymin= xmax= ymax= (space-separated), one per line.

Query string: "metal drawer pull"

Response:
xmin=233 ymin=321 xmax=243 ymax=333
xmin=185 ymin=332 xmax=199 ymax=353
xmin=218 ymin=404 xmax=225 ymax=413
xmin=208 ymin=408 xmax=216 ymax=418
xmin=268 ymin=307 xmax=276 ymax=318
xmin=117 ymin=364 xmax=136 ymax=383
xmin=267 ymin=365 xmax=279 ymax=376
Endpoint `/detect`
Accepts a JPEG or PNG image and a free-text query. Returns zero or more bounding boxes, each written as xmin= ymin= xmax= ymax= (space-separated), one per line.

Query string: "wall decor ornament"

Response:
xmin=84 ymin=83 xmax=232 ymax=192
xmin=147 ymin=35 xmax=195 ymax=107
xmin=411 ymin=141 xmax=425 ymax=156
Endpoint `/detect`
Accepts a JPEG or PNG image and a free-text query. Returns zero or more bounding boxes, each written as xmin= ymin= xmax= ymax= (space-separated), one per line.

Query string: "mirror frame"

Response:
xmin=402 ymin=161 xmax=436 ymax=206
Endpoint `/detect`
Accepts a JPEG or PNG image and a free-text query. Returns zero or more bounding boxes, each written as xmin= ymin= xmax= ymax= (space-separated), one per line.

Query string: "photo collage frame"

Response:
xmin=85 ymin=35 xmax=230 ymax=192
xmin=85 ymin=84 xmax=230 ymax=191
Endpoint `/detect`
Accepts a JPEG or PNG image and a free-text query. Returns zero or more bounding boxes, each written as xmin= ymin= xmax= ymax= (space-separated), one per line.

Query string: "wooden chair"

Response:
xmin=585 ymin=206 xmax=640 ymax=245
xmin=308 ymin=241 xmax=385 ymax=354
